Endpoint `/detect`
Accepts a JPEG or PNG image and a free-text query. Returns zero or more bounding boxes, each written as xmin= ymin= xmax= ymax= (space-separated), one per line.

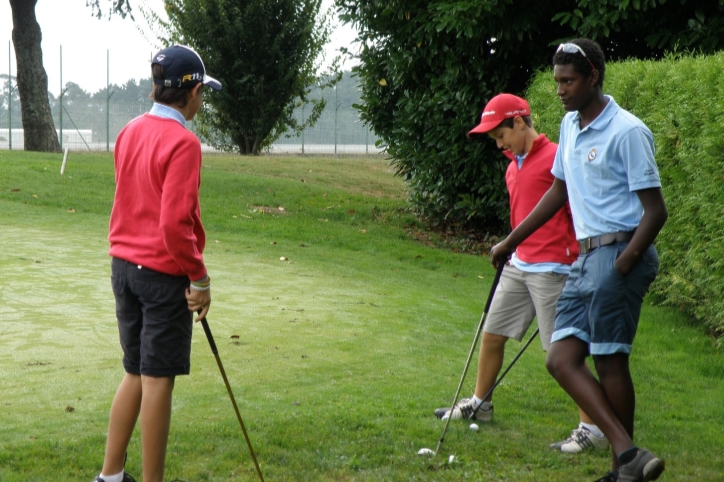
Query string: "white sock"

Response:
xmin=98 ymin=471 xmax=124 ymax=482
xmin=581 ymin=422 xmax=604 ymax=439
xmin=472 ymin=395 xmax=492 ymax=410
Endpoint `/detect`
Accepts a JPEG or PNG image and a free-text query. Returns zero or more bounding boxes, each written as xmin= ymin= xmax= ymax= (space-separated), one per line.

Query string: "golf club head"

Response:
xmin=434 ymin=407 xmax=449 ymax=419
xmin=417 ymin=448 xmax=435 ymax=456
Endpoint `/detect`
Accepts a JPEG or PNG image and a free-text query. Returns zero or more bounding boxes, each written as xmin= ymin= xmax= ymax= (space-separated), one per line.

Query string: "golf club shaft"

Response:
xmin=200 ymin=317 xmax=265 ymax=482
xmin=434 ymin=261 xmax=505 ymax=455
xmin=469 ymin=326 xmax=540 ymax=420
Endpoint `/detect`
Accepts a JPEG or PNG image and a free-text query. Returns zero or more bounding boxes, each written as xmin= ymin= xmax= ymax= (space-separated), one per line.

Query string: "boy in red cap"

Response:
xmin=435 ymin=93 xmax=607 ymax=454
xmin=93 ymin=45 xmax=222 ymax=482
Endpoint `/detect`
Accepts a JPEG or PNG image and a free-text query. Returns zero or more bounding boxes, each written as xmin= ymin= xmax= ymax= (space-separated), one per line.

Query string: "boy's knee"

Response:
xmin=545 ymin=350 xmax=563 ymax=378
xmin=592 ymin=353 xmax=630 ymax=381
xmin=545 ymin=339 xmax=588 ymax=379
xmin=482 ymin=332 xmax=507 ymax=350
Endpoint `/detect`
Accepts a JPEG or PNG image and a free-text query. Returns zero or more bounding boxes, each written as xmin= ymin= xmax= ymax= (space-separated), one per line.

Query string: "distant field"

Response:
xmin=0 ymin=151 xmax=722 ymax=481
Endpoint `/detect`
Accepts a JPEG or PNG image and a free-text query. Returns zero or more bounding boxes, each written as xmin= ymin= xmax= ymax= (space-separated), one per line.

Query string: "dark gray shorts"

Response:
xmin=111 ymin=257 xmax=193 ymax=377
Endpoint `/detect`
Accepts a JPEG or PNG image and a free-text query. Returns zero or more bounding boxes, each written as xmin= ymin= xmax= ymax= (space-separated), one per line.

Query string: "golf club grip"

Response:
xmin=484 ymin=261 xmax=505 ymax=313
xmin=200 ymin=317 xmax=219 ymax=355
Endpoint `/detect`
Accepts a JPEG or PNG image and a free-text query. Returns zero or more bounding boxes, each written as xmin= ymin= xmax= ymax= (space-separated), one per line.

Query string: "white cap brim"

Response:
xmin=203 ymin=74 xmax=222 ymax=91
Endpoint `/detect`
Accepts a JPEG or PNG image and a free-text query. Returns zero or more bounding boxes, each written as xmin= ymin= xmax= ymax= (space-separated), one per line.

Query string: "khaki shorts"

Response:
xmin=483 ymin=264 xmax=568 ymax=351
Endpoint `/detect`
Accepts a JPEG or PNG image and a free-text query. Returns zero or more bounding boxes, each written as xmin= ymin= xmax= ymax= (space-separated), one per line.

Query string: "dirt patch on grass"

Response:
xmin=252 ymin=206 xmax=288 ymax=215
xmin=407 ymin=224 xmax=502 ymax=256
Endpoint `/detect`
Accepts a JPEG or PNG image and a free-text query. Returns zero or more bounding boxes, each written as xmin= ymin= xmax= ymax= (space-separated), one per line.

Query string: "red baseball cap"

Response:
xmin=467 ymin=94 xmax=530 ymax=137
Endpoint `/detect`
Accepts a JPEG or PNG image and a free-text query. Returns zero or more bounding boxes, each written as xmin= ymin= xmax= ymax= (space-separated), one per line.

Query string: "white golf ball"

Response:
xmin=448 ymin=455 xmax=456 ymax=463
xmin=469 ymin=423 xmax=479 ymax=431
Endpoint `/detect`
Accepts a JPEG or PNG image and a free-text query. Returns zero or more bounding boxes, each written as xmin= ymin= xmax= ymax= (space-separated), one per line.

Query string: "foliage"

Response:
xmin=526 ymin=52 xmax=724 ymax=345
xmin=336 ymin=0 xmax=724 ymax=230
xmin=137 ymin=0 xmax=340 ymax=155
xmin=86 ymin=0 xmax=133 ymax=19
xmin=553 ymin=0 xmax=724 ymax=57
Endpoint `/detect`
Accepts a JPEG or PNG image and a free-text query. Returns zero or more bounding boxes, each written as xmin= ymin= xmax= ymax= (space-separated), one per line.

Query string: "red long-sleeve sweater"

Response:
xmin=109 ymin=113 xmax=207 ymax=281
xmin=504 ymin=134 xmax=578 ymax=264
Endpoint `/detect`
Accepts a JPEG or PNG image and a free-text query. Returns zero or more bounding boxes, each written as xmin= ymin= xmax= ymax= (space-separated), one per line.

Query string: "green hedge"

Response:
xmin=526 ymin=52 xmax=724 ymax=346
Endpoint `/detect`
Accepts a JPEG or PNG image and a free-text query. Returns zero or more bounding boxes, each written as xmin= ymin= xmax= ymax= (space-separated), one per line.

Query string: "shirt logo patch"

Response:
xmin=587 ymin=148 xmax=597 ymax=162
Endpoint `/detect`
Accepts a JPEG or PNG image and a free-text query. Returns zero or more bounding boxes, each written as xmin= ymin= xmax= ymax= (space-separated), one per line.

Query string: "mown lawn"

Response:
xmin=0 ymin=150 xmax=722 ymax=481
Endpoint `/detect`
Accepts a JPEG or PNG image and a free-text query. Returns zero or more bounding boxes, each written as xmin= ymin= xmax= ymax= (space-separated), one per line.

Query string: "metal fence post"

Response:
xmin=106 ymin=50 xmax=114 ymax=152
xmin=334 ymin=86 xmax=338 ymax=155
xmin=59 ymin=45 xmax=63 ymax=149
xmin=8 ymin=40 xmax=12 ymax=150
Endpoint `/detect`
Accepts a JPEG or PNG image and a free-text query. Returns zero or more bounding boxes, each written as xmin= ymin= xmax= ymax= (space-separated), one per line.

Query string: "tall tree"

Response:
xmin=336 ymin=0 xmax=724 ymax=230
xmin=9 ymin=0 xmax=61 ymax=152
xmin=157 ymin=0 xmax=339 ymax=155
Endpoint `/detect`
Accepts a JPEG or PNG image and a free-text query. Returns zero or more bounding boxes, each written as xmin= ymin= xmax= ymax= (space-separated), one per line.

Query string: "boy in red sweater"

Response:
xmin=94 ymin=45 xmax=221 ymax=482
xmin=435 ymin=94 xmax=607 ymax=453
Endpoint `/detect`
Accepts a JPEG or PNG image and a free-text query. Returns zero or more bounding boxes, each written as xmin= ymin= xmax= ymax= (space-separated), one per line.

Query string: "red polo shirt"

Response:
xmin=504 ymin=134 xmax=578 ymax=264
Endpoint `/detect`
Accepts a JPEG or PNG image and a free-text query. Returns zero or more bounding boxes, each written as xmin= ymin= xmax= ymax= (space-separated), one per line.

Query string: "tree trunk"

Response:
xmin=10 ymin=0 xmax=61 ymax=153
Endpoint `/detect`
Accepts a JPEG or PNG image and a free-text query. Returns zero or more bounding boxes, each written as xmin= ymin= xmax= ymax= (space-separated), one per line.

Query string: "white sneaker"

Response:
xmin=436 ymin=398 xmax=493 ymax=422
xmin=550 ymin=424 xmax=609 ymax=453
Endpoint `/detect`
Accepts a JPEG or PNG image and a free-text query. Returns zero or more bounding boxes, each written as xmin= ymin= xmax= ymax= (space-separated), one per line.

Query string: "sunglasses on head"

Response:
xmin=557 ymin=43 xmax=597 ymax=72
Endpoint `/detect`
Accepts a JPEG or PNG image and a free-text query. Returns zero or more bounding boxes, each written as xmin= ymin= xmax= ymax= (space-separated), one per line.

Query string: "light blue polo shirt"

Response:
xmin=551 ymin=96 xmax=661 ymax=240
xmin=149 ymin=103 xmax=186 ymax=127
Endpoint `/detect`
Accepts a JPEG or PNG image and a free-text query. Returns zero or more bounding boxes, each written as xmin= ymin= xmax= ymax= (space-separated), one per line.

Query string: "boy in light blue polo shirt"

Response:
xmin=490 ymin=38 xmax=668 ymax=482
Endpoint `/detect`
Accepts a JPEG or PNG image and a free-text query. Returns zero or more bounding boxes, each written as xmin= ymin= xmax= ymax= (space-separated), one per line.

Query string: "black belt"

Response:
xmin=578 ymin=231 xmax=635 ymax=255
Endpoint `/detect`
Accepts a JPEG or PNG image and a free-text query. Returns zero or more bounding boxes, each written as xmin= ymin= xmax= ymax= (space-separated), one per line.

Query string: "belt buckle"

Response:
xmin=580 ymin=238 xmax=591 ymax=254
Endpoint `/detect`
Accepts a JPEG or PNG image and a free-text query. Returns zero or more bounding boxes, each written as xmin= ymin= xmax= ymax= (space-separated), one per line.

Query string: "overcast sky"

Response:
xmin=0 ymin=0 xmax=357 ymax=96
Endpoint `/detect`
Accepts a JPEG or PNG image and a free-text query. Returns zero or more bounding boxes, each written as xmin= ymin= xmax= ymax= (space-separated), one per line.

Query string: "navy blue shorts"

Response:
xmin=551 ymin=243 xmax=659 ymax=355
xmin=111 ymin=258 xmax=193 ymax=377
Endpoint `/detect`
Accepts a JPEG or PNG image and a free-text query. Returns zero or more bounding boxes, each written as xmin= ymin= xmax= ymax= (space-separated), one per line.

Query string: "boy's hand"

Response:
xmin=490 ymin=239 xmax=514 ymax=268
xmin=186 ymin=287 xmax=211 ymax=322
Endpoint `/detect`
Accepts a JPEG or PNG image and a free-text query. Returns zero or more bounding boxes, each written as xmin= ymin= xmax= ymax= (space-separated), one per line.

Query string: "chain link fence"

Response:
xmin=1 ymin=73 xmax=383 ymax=155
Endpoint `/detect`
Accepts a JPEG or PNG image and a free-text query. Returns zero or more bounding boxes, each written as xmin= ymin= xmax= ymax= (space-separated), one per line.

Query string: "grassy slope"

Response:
xmin=0 ymin=151 xmax=722 ymax=481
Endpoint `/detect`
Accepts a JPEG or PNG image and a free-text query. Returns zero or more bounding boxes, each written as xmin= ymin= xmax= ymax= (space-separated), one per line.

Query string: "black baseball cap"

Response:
xmin=151 ymin=44 xmax=222 ymax=91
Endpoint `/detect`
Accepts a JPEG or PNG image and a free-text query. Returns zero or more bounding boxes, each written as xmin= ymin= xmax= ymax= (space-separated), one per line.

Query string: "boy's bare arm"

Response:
xmin=614 ymin=187 xmax=668 ymax=277
xmin=490 ymin=177 xmax=569 ymax=267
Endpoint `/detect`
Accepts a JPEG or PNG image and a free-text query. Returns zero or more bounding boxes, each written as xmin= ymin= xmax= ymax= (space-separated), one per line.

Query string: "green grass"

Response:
xmin=0 ymin=151 xmax=723 ymax=481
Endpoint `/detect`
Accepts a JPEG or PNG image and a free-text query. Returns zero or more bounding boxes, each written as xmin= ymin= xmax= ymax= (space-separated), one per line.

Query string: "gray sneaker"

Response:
xmin=550 ymin=423 xmax=609 ymax=453
xmin=617 ymin=448 xmax=665 ymax=482
xmin=436 ymin=398 xmax=493 ymax=422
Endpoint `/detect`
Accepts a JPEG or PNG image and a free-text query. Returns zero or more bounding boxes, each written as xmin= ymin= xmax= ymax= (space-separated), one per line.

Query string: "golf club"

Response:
xmin=422 ymin=261 xmax=505 ymax=457
xmin=199 ymin=315 xmax=265 ymax=482
xmin=468 ymin=326 xmax=540 ymax=420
